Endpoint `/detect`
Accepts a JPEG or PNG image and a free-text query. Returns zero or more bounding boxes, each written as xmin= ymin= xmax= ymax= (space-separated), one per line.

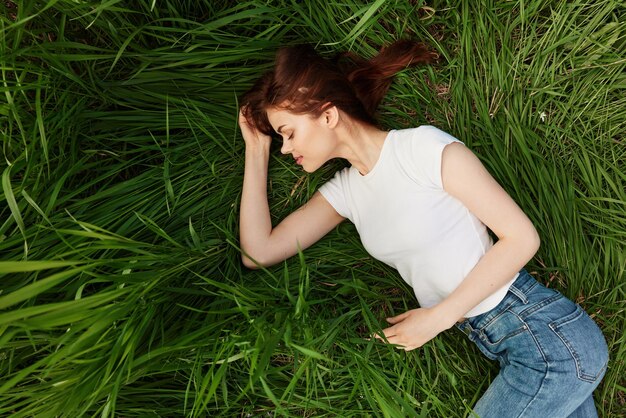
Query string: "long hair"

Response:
xmin=240 ymin=40 xmax=438 ymax=135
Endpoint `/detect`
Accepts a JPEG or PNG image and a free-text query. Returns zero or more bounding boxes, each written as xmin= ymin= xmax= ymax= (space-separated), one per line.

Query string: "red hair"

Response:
xmin=240 ymin=40 xmax=437 ymax=135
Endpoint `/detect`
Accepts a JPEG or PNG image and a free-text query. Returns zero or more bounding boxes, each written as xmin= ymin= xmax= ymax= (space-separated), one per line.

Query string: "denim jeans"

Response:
xmin=456 ymin=268 xmax=609 ymax=418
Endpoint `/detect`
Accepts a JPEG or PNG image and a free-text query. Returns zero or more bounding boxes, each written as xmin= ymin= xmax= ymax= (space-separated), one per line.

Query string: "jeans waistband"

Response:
xmin=456 ymin=268 xmax=536 ymax=337
xmin=508 ymin=268 xmax=537 ymax=296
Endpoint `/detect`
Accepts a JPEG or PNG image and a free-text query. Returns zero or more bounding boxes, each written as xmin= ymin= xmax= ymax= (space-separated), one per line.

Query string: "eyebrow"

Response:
xmin=276 ymin=124 xmax=286 ymax=133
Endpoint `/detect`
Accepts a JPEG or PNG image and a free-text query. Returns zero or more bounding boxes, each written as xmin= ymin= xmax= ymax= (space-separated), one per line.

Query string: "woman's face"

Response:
xmin=266 ymin=106 xmax=338 ymax=173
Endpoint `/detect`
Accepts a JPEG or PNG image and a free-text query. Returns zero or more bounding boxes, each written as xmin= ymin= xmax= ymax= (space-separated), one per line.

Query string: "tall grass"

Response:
xmin=1 ymin=0 xmax=624 ymax=416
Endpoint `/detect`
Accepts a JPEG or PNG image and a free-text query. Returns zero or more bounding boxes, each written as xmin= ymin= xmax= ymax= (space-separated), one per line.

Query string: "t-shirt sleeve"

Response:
xmin=407 ymin=125 xmax=465 ymax=189
xmin=317 ymin=168 xmax=351 ymax=220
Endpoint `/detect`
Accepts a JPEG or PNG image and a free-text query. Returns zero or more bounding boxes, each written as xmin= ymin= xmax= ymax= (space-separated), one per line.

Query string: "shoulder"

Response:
xmin=394 ymin=125 xmax=463 ymax=143
xmin=440 ymin=139 xmax=540 ymax=244
xmin=327 ymin=166 xmax=352 ymax=181
xmin=391 ymin=125 xmax=464 ymax=160
xmin=385 ymin=126 xmax=464 ymax=188
xmin=317 ymin=166 xmax=353 ymax=219
xmin=318 ymin=166 xmax=352 ymax=193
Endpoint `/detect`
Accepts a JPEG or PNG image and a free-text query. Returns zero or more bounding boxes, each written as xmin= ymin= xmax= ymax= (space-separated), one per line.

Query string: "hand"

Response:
xmin=239 ymin=106 xmax=271 ymax=150
xmin=374 ymin=307 xmax=447 ymax=351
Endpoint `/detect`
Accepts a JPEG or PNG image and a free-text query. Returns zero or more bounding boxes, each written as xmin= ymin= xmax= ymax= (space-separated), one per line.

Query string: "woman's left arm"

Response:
xmin=377 ymin=142 xmax=540 ymax=350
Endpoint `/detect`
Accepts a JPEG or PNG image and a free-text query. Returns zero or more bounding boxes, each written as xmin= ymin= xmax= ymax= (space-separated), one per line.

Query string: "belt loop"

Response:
xmin=458 ymin=321 xmax=475 ymax=339
xmin=508 ymin=284 xmax=528 ymax=304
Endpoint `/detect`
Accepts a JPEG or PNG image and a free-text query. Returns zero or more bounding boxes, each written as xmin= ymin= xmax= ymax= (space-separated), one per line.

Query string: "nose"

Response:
xmin=280 ymin=138 xmax=292 ymax=155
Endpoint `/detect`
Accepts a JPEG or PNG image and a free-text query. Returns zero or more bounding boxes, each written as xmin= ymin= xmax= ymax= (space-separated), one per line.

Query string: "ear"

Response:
xmin=319 ymin=104 xmax=339 ymax=129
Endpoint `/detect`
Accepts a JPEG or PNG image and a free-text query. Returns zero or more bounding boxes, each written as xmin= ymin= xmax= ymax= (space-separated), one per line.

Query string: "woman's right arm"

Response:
xmin=239 ymin=109 xmax=345 ymax=269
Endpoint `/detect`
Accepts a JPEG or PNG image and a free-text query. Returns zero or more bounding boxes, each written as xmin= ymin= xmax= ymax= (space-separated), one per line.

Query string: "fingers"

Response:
xmin=238 ymin=106 xmax=255 ymax=129
xmin=373 ymin=326 xmax=395 ymax=341
xmin=386 ymin=311 xmax=410 ymax=324
xmin=238 ymin=113 xmax=246 ymax=129
xmin=238 ymin=107 xmax=250 ymax=126
xmin=373 ymin=327 xmax=405 ymax=346
xmin=238 ymin=109 xmax=271 ymax=148
xmin=373 ymin=333 xmax=411 ymax=350
xmin=372 ymin=332 xmax=398 ymax=344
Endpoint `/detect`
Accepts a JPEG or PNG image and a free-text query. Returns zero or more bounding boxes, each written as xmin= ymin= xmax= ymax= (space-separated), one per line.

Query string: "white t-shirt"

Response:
xmin=318 ymin=126 xmax=518 ymax=317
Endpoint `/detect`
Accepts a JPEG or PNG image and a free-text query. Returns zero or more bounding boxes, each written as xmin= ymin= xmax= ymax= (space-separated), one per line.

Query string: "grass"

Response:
xmin=0 ymin=0 xmax=624 ymax=416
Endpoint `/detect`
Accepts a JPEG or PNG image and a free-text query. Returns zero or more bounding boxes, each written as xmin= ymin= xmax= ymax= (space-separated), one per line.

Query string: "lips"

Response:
xmin=295 ymin=156 xmax=303 ymax=165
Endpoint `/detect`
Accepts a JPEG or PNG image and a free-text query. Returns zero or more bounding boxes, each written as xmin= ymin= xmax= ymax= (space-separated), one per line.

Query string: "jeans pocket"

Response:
xmin=481 ymin=310 xmax=528 ymax=346
xmin=477 ymin=310 xmax=541 ymax=364
xmin=549 ymin=304 xmax=609 ymax=383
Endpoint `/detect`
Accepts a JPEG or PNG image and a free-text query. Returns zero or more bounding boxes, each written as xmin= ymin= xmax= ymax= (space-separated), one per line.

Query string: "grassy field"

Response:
xmin=1 ymin=0 xmax=624 ymax=416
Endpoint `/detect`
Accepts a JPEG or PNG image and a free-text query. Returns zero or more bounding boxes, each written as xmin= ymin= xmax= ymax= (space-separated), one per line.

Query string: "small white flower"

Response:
xmin=539 ymin=111 xmax=547 ymax=122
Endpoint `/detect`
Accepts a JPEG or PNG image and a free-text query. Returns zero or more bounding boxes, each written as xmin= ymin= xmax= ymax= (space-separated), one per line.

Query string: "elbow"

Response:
xmin=526 ymin=227 xmax=541 ymax=258
xmin=241 ymin=252 xmax=264 ymax=270
xmin=506 ymin=226 xmax=540 ymax=260
xmin=240 ymin=240 xmax=263 ymax=269
xmin=532 ymin=230 xmax=541 ymax=254
xmin=241 ymin=254 xmax=259 ymax=269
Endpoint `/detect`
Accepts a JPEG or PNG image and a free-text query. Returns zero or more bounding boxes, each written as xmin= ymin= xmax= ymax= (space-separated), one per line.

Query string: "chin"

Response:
xmin=302 ymin=162 xmax=319 ymax=173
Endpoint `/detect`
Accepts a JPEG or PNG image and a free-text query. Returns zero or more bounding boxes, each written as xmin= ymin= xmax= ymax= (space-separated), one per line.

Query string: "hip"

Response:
xmin=456 ymin=268 xmax=609 ymax=384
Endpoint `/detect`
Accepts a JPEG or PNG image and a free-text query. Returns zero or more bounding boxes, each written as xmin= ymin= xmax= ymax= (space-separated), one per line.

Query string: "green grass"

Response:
xmin=1 ymin=0 xmax=624 ymax=416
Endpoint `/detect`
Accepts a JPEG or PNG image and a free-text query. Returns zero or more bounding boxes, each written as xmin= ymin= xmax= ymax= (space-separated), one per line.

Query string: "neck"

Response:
xmin=333 ymin=119 xmax=389 ymax=176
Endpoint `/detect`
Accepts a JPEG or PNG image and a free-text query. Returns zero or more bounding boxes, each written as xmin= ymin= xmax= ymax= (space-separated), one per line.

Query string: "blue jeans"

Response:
xmin=456 ymin=268 xmax=608 ymax=418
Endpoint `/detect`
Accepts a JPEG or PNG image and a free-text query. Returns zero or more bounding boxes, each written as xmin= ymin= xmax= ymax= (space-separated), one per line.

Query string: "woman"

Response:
xmin=237 ymin=40 xmax=608 ymax=417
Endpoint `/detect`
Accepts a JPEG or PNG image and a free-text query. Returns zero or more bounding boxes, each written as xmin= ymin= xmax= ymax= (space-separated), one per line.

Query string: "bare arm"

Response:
xmin=433 ymin=143 xmax=540 ymax=322
xmin=379 ymin=142 xmax=540 ymax=350
xmin=238 ymin=109 xmax=345 ymax=269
